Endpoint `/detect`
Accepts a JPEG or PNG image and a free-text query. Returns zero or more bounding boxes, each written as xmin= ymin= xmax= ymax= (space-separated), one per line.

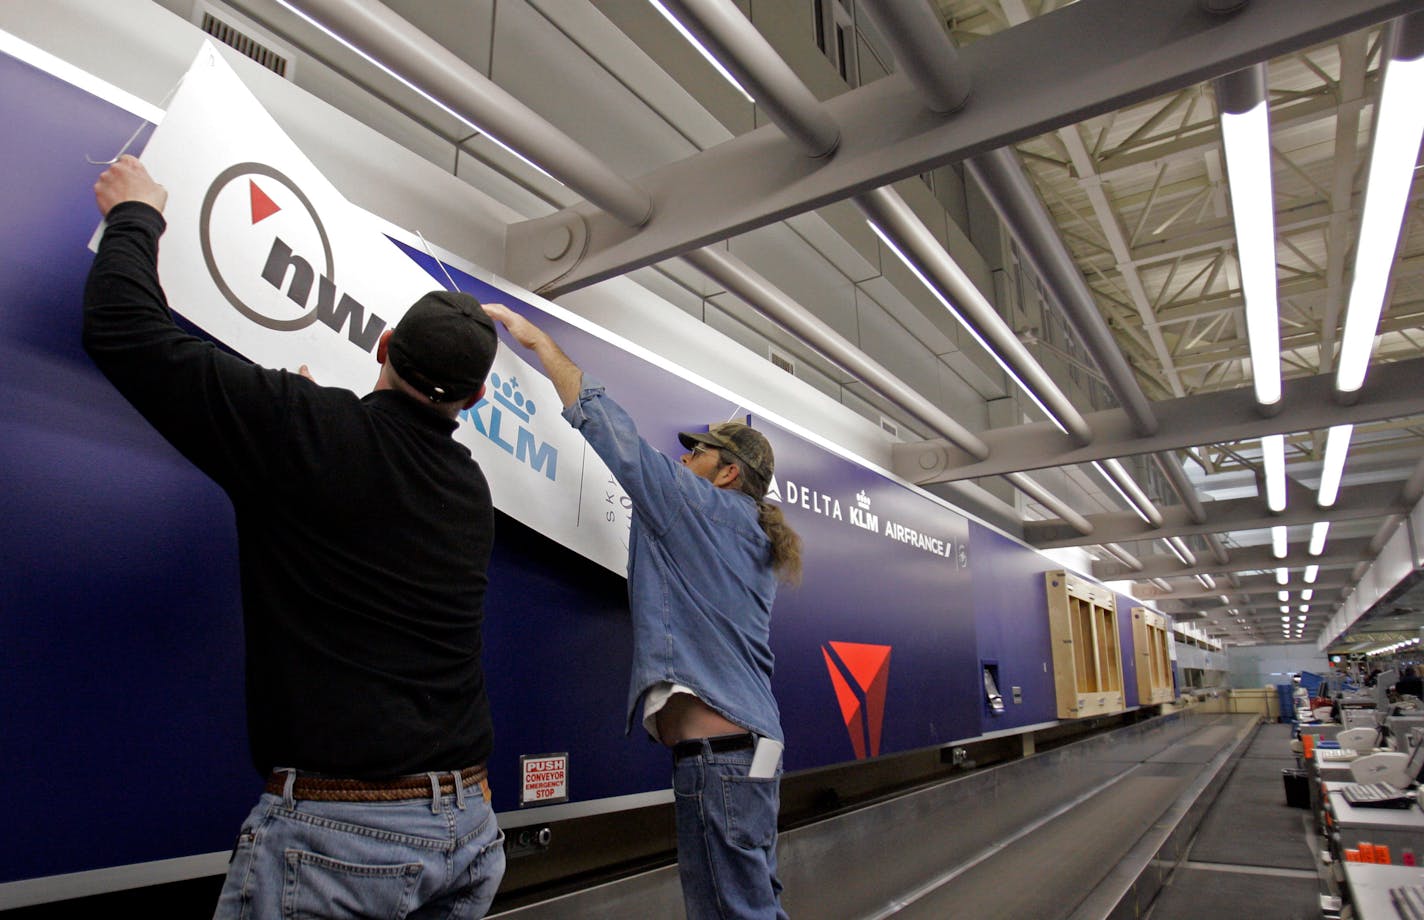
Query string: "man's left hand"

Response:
xmin=95 ymin=155 xmax=168 ymax=217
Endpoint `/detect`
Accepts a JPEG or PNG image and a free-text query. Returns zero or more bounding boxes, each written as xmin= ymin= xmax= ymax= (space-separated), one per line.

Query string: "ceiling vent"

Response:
xmin=193 ymin=1 xmax=295 ymax=80
xmin=878 ymin=416 xmax=900 ymax=439
xmin=768 ymin=347 xmax=796 ymax=375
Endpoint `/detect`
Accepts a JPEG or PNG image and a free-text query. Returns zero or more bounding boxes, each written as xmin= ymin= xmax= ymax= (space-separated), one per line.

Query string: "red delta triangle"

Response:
xmin=249 ymin=179 xmax=281 ymax=224
xmin=822 ymin=641 xmax=892 ymax=759
xmin=821 ymin=648 xmax=867 ymax=760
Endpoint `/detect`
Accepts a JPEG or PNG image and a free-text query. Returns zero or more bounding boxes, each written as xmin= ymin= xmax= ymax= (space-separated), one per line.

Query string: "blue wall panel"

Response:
xmin=0 ymin=51 xmax=256 ymax=882
xmin=969 ymin=522 xmax=1058 ymax=732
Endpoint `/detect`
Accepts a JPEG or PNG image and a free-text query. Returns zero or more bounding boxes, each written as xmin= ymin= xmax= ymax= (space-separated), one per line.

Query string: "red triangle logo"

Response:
xmin=822 ymin=648 xmax=867 ymax=759
xmin=249 ymin=179 xmax=281 ymax=224
xmin=822 ymin=641 xmax=892 ymax=760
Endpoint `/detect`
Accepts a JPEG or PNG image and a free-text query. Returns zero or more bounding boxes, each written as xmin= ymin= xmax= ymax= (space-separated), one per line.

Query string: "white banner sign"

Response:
xmin=122 ymin=43 xmax=631 ymax=574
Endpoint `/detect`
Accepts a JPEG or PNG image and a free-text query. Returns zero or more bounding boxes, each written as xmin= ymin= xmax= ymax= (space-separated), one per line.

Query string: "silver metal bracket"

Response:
xmin=504 ymin=211 xmax=589 ymax=296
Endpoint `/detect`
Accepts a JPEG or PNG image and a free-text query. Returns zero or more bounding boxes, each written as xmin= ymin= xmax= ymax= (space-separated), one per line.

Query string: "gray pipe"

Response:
xmin=282 ymin=0 xmax=653 ymax=226
xmin=656 ymin=0 xmax=840 ymax=157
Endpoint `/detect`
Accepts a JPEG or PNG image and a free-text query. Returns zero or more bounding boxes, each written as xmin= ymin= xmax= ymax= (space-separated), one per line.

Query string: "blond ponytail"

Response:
xmin=757 ymin=501 xmax=802 ymax=585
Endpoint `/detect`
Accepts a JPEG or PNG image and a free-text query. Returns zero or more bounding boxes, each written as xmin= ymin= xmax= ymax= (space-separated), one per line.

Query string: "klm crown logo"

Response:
xmin=492 ymin=372 xmax=536 ymax=422
xmin=460 ymin=372 xmax=558 ymax=481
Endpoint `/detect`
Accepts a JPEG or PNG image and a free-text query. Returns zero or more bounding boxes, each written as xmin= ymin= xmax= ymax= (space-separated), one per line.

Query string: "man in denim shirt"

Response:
xmin=485 ymin=304 xmax=801 ymax=919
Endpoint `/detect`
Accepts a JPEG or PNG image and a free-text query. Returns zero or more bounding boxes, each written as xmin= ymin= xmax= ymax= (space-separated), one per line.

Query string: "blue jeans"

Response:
xmin=673 ymin=743 xmax=787 ymax=920
xmin=212 ymin=770 xmax=505 ymax=920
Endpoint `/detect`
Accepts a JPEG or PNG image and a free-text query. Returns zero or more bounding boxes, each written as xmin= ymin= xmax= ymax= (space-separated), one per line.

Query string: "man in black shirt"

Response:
xmin=1397 ymin=668 xmax=1424 ymax=701
xmin=85 ymin=156 xmax=505 ymax=919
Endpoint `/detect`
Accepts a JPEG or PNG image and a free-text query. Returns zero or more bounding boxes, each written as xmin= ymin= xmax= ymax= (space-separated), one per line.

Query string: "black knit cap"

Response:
xmin=387 ymin=291 xmax=497 ymax=403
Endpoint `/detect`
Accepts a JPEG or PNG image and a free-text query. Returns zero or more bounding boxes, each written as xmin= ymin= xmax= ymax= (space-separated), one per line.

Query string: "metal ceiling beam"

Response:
xmin=508 ymin=0 xmax=1418 ymax=296
xmin=966 ymin=148 xmax=1158 ymax=435
xmin=662 ymin=0 xmax=1100 ymax=458
xmin=854 ymin=186 xmax=1093 ymax=446
xmin=858 ymin=0 xmax=969 ymax=114
xmin=1153 ymin=576 xmax=1348 ymax=599
xmin=648 ymin=2 xmax=1090 ymax=534
xmin=1319 ymin=32 xmax=1370 ymax=375
xmin=894 ymin=355 xmax=1424 ymax=484
xmin=654 ymin=0 xmax=839 ymax=156
xmin=279 ymin=0 xmax=652 ymax=227
xmin=1032 ymin=58 xmax=1187 ymax=396
xmin=1092 ymin=538 xmax=1376 ymax=579
xmin=1026 ymin=479 xmax=1412 ymax=548
xmin=682 ymin=246 xmax=1093 ymax=537
xmin=682 ymin=246 xmax=986 ymax=457
xmin=1090 ymin=90 xmax=1345 ymax=179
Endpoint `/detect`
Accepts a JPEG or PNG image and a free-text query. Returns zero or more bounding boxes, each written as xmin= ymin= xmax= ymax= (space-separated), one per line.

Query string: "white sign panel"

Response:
xmin=120 ymin=43 xmax=631 ymax=574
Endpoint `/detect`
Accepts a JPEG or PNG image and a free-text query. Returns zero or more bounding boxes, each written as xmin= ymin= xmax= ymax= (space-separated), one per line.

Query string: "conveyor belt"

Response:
xmin=494 ymin=710 xmax=1262 ymax=919
xmin=1146 ymin=721 xmax=1321 ymax=920
xmin=892 ymin=763 xmax=1210 ymax=919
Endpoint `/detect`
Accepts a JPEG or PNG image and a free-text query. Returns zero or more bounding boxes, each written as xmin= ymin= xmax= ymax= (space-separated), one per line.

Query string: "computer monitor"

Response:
xmin=1377 ymin=669 xmax=1400 ymax=711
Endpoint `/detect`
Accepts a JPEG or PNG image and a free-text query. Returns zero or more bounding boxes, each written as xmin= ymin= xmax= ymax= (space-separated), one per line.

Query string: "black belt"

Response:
xmin=672 ymin=732 xmax=757 ymax=761
xmin=265 ymin=764 xmax=488 ymax=802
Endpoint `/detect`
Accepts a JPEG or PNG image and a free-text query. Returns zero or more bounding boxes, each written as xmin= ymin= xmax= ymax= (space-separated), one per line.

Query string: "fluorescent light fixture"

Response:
xmin=1197 ymin=573 xmax=1217 ymax=590
xmin=1309 ymin=521 xmax=1331 ymax=556
xmin=1302 ymin=589 xmax=1314 ymax=601
xmin=272 ymin=0 xmax=557 ymax=181
xmin=1305 ymin=564 xmax=1319 ymax=584
xmin=1299 ymin=606 xmax=1309 ymax=614
xmin=0 ymin=30 xmax=165 ymax=124
xmin=1281 ymin=613 xmax=1290 ymax=619
xmin=1318 ymin=425 xmax=1353 ymax=507
xmin=1276 ymin=567 xmax=1289 ymax=585
xmin=868 ymin=220 xmax=1073 ymax=436
xmin=1163 ymin=537 xmax=1196 ymax=565
xmin=1278 ymin=590 xmax=1289 ymax=601
xmin=1337 ymin=52 xmax=1424 ymax=393
xmin=647 ymin=0 xmax=755 ymax=103
xmin=1094 ymin=460 xmax=1158 ymax=524
xmin=1261 ymin=434 xmax=1287 ymax=511
xmin=1220 ymin=99 xmax=1281 ymax=405
xmin=1272 ymin=525 xmax=1288 ymax=559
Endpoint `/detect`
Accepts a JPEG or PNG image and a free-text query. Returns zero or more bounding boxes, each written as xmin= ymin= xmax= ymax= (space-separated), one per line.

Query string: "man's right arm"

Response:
xmin=83 ymin=157 xmax=301 ymax=492
xmin=484 ymin=303 xmax=690 ymax=534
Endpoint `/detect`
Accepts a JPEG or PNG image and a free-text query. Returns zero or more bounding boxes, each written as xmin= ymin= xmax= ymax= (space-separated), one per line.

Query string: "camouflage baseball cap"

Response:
xmin=678 ymin=422 xmax=774 ymax=486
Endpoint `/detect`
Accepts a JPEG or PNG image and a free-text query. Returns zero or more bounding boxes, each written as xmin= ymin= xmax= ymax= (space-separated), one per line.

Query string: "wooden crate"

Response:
xmin=1131 ymin=607 xmax=1175 ymax=705
xmin=1045 ymin=571 xmax=1125 ymax=719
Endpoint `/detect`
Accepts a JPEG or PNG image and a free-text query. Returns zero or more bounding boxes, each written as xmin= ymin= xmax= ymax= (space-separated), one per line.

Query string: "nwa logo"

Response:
xmin=198 ymin=162 xmax=386 ymax=350
xmin=458 ymin=372 xmax=557 ymax=482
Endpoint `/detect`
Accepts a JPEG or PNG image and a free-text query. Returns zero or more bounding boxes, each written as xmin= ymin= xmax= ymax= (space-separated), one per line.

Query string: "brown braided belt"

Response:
xmin=265 ymin=764 xmax=488 ymax=803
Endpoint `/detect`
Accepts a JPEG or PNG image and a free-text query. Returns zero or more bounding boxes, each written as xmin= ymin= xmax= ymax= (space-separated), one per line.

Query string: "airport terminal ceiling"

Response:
xmin=128 ymin=0 xmax=1424 ymax=649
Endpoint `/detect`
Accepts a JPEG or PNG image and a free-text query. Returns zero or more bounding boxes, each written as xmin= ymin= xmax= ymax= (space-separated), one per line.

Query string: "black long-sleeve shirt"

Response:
xmin=83 ymin=201 xmax=494 ymax=778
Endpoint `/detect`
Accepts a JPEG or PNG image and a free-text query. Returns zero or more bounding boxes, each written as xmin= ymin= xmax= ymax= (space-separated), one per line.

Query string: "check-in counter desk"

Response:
xmin=1324 ymin=783 xmax=1424 ymax=863
xmin=1311 ymin=751 xmax=1366 ymax=828
xmin=1341 ymin=862 xmax=1424 ymax=919
xmin=1390 ymin=715 xmax=1424 ymax=742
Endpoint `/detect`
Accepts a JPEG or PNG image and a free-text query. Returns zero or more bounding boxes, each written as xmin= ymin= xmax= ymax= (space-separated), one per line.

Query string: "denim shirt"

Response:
xmin=562 ymin=378 xmax=783 ymax=743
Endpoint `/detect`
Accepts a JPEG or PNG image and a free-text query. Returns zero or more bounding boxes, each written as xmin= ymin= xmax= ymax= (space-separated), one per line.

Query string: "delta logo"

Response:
xmin=821 ymin=641 xmax=892 ymax=760
xmin=198 ymin=162 xmax=388 ymax=351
